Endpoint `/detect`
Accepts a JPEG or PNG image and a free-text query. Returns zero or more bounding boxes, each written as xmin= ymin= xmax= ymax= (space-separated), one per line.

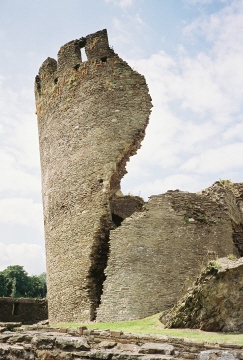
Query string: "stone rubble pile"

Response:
xmin=161 ymin=257 xmax=243 ymax=332
xmin=0 ymin=322 xmax=243 ymax=360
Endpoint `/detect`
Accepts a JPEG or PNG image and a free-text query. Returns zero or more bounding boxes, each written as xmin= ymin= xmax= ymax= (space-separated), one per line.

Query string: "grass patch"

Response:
xmin=54 ymin=313 xmax=243 ymax=345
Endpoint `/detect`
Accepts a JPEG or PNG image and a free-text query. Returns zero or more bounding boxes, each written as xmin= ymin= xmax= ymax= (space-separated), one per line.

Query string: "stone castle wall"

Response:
xmin=35 ymin=29 xmax=243 ymax=325
xmin=110 ymin=195 xmax=144 ymax=226
xmin=0 ymin=298 xmax=47 ymax=324
xmin=200 ymin=181 xmax=243 ymax=255
xmin=96 ymin=191 xmax=237 ymax=322
xmin=35 ymin=29 xmax=152 ymax=323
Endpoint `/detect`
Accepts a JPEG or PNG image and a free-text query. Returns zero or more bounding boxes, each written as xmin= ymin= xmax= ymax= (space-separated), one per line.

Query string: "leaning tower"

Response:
xmin=35 ymin=29 xmax=152 ymax=323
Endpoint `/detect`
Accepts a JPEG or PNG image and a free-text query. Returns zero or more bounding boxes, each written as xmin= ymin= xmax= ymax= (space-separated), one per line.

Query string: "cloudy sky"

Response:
xmin=0 ymin=0 xmax=243 ymax=275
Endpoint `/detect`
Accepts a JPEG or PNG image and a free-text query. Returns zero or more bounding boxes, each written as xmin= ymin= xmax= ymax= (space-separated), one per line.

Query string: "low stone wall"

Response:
xmin=0 ymin=298 xmax=48 ymax=325
xmin=0 ymin=324 xmax=243 ymax=360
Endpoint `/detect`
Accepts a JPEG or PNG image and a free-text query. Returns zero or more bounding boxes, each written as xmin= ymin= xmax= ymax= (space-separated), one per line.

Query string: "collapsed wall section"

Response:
xmin=200 ymin=181 xmax=243 ymax=255
xmin=96 ymin=190 xmax=237 ymax=322
xmin=35 ymin=29 xmax=152 ymax=323
xmin=162 ymin=257 xmax=243 ymax=332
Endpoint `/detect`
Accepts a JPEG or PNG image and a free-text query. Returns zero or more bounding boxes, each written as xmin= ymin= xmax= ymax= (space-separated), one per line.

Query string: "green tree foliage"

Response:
xmin=1 ymin=265 xmax=29 ymax=297
xmin=0 ymin=274 xmax=6 ymax=296
xmin=11 ymin=277 xmax=17 ymax=298
xmin=27 ymin=275 xmax=47 ymax=298
xmin=0 ymin=265 xmax=47 ymax=298
xmin=37 ymin=272 xmax=47 ymax=298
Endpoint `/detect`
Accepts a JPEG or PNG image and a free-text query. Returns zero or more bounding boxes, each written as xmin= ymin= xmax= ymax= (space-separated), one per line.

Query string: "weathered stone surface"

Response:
xmin=0 ymin=343 xmax=30 ymax=360
xmin=35 ymin=25 xmax=243 ymax=329
xmin=140 ymin=356 xmax=173 ymax=360
xmin=138 ymin=343 xmax=175 ymax=355
xmin=116 ymin=343 xmax=140 ymax=352
xmin=200 ymin=350 xmax=237 ymax=360
xmin=55 ymin=335 xmax=90 ymax=350
xmin=77 ymin=325 xmax=88 ymax=335
xmin=76 ymin=349 xmax=113 ymax=359
xmin=110 ymin=352 xmax=141 ymax=360
xmin=0 ymin=322 xmax=22 ymax=330
xmin=35 ymin=28 xmax=152 ymax=324
xmin=31 ymin=334 xmax=56 ymax=349
xmin=37 ymin=319 xmax=49 ymax=326
xmin=0 ymin=298 xmax=48 ymax=325
xmin=37 ymin=349 xmax=73 ymax=359
xmin=7 ymin=333 xmax=33 ymax=343
xmin=199 ymin=181 xmax=243 ymax=255
xmin=110 ymin=331 xmax=123 ymax=338
xmin=0 ymin=326 xmax=243 ymax=360
xmin=97 ymin=190 xmax=237 ymax=322
xmin=110 ymin=195 xmax=144 ymax=227
xmin=162 ymin=257 xmax=243 ymax=332
xmin=97 ymin=341 xmax=117 ymax=349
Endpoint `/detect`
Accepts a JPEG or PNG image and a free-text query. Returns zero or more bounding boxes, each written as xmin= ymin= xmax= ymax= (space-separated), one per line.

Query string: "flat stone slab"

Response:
xmin=55 ymin=335 xmax=90 ymax=350
xmin=141 ymin=356 xmax=174 ymax=360
xmin=139 ymin=343 xmax=175 ymax=355
xmin=97 ymin=341 xmax=117 ymax=349
xmin=200 ymin=350 xmax=237 ymax=360
xmin=0 ymin=322 xmax=22 ymax=330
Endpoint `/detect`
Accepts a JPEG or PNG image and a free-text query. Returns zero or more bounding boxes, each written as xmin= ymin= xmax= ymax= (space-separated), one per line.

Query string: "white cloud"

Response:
xmin=105 ymin=0 xmax=134 ymax=8
xmin=6 ymin=114 xmax=40 ymax=170
xmin=0 ymin=30 xmax=4 ymax=41
xmin=0 ymin=75 xmax=41 ymax=196
xmin=124 ymin=174 xmax=208 ymax=199
xmin=0 ymin=48 xmax=44 ymax=274
xmin=0 ymin=198 xmax=43 ymax=231
xmin=0 ymin=151 xmax=40 ymax=194
xmin=184 ymin=0 xmax=214 ymax=4
xmin=181 ymin=142 xmax=243 ymax=174
xmin=122 ymin=0 xmax=243 ymax=197
xmin=107 ymin=9 xmax=148 ymax=58
xmin=0 ymin=80 xmax=40 ymax=169
xmin=0 ymin=242 xmax=45 ymax=275
xmin=184 ymin=0 xmax=243 ymax=46
xmin=223 ymin=121 xmax=243 ymax=141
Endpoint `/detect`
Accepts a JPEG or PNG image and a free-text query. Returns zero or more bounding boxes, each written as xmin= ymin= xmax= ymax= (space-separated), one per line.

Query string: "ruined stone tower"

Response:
xmin=35 ymin=29 xmax=242 ymax=325
xmin=35 ymin=29 xmax=152 ymax=323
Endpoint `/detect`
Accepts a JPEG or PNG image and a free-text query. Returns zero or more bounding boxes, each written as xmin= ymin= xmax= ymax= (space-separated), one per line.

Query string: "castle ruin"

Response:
xmin=35 ymin=29 xmax=243 ymax=324
xmin=35 ymin=29 xmax=152 ymax=323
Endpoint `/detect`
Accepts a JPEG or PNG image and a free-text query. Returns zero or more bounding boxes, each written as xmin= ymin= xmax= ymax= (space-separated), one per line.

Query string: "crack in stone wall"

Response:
xmin=87 ymin=214 xmax=111 ymax=321
xmin=96 ymin=191 xmax=238 ymax=322
xmin=35 ymin=29 xmax=152 ymax=323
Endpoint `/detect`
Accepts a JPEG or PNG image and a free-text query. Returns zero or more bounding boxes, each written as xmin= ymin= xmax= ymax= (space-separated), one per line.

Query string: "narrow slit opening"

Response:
xmin=81 ymin=48 xmax=87 ymax=62
xmin=12 ymin=303 xmax=20 ymax=316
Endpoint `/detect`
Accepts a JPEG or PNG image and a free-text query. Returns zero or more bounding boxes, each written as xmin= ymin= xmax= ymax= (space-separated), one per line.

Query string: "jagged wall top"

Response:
xmin=35 ymin=29 xmax=115 ymax=94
